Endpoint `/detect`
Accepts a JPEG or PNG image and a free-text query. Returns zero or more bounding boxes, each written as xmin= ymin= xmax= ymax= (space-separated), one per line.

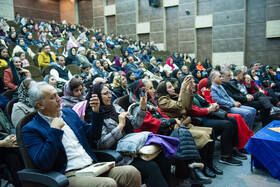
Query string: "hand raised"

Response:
xmin=117 ymin=112 xmax=130 ymax=131
xmin=90 ymin=94 xmax=100 ymax=112
xmin=139 ymin=90 xmax=148 ymax=111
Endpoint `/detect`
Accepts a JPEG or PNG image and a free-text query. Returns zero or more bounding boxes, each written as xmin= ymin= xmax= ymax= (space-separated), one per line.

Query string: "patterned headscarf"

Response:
xmin=18 ymin=80 xmax=33 ymax=108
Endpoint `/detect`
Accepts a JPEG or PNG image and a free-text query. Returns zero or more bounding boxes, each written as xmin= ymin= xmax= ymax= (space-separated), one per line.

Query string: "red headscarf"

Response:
xmin=166 ymin=57 xmax=175 ymax=70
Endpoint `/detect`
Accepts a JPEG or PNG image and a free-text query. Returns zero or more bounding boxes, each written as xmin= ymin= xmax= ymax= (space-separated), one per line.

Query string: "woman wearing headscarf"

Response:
xmin=11 ymin=78 xmax=36 ymax=127
xmin=0 ymin=47 xmax=10 ymax=67
xmin=112 ymin=73 xmax=129 ymax=99
xmin=84 ymin=83 xmax=170 ymax=187
xmin=60 ymin=77 xmax=86 ymax=108
xmin=38 ymin=33 xmax=52 ymax=47
xmin=126 ymin=71 xmax=136 ymax=88
xmin=76 ymin=47 xmax=91 ymax=66
xmin=187 ymin=76 xmax=246 ymax=167
xmin=171 ymin=69 xmax=182 ymax=82
xmin=24 ymin=32 xmax=37 ymax=46
xmin=44 ymin=74 xmax=62 ymax=93
xmin=156 ymin=78 xmax=213 ymax=150
xmin=190 ymin=58 xmax=198 ymax=72
xmin=163 ymin=57 xmax=179 ymax=74
xmin=4 ymin=57 xmax=30 ymax=90
xmin=5 ymin=31 xmax=17 ymax=46
xmin=172 ymin=52 xmax=184 ymax=69
xmin=204 ymin=58 xmax=212 ymax=69
xmin=65 ymin=47 xmax=80 ymax=66
xmin=148 ymin=57 xmax=157 ymax=72
xmin=12 ymin=38 xmax=35 ymax=58
xmin=197 ymin=78 xmax=255 ymax=152
xmin=113 ymin=56 xmax=128 ymax=74
xmin=129 ymin=79 xmax=219 ymax=181
xmin=90 ymin=59 xmax=106 ymax=79
xmin=192 ymin=69 xmax=202 ymax=84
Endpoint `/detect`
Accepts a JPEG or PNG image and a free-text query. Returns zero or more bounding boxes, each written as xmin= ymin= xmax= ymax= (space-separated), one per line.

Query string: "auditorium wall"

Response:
xmin=9 ymin=0 xmax=280 ymax=68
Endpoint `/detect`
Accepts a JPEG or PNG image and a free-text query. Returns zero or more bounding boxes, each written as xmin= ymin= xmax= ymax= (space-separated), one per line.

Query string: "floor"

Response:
xmin=170 ymin=119 xmax=280 ymax=187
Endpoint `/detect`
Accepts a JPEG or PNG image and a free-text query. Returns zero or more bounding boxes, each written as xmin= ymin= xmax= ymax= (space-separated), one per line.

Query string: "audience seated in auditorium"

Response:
xmin=221 ymin=68 xmax=280 ymax=126
xmin=84 ymin=82 xmax=170 ymax=187
xmin=21 ymin=82 xmax=141 ymax=187
xmin=38 ymin=44 xmax=56 ymax=69
xmin=129 ymin=79 xmax=215 ymax=183
xmin=11 ymin=78 xmax=36 ymax=127
xmin=4 ymin=57 xmax=30 ymax=90
xmin=210 ymin=71 xmax=257 ymax=130
xmin=50 ymin=56 xmax=72 ymax=84
xmin=76 ymin=47 xmax=91 ymax=67
xmin=61 ymin=77 xmax=85 ymax=108
xmin=0 ymin=109 xmax=24 ymax=187
xmin=44 ymin=74 xmax=62 ymax=93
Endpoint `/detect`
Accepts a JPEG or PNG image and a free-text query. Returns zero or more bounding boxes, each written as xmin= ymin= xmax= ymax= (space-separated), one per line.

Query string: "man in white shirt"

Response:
xmin=50 ymin=56 xmax=72 ymax=83
xmin=21 ymin=82 xmax=141 ymax=187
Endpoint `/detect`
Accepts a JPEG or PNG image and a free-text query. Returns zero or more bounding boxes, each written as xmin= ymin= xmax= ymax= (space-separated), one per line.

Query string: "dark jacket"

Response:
xmin=170 ymin=126 xmax=200 ymax=160
xmin=22 ymin=108 xmax=104 ymax=173
xmin=222 ymin=80 xmax=247 ymax=103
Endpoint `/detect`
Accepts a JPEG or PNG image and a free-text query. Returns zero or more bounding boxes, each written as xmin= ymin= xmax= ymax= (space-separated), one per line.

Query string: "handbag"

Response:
xmin=208 ymin=109 xmax=227 ymax=120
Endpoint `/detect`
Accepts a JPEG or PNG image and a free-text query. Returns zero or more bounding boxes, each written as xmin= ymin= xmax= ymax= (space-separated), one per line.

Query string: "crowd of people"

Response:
xmin=1 ymin=13 xmax=280 ymax=187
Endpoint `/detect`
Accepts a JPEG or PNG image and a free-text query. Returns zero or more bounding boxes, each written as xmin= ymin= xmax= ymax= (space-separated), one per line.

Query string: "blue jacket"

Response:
xmin=211 ymin=84 xmax=235 ymax=107
xmin=22 ymin=108 xmax=104 ymax=173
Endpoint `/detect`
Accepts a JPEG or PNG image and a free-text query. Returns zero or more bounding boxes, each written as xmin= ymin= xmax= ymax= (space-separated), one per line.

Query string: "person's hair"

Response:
xmin=69 ymin=78 xmax=83 ymax=91
xmin=220 ymin=68 xmax=231 ymax=76
xmin=214 ymin=65 xmax=221 ymax=71
xmin=22 ymin=78 xmax=35 ymax=90
xmin=47 ymin=75 xmax=55 ymax=83
xmin=233 ymin=69 xmax=242 ymax=77
xmin=28 ymin=82 xmax=49 ymax=108
xmin=0 ymin=47 xmax=7 ymax=54
xmin=86 ymin=49 xmax=93 ymax=56
xmin=142 ymin=79 xmax=151 ymax=87
xmin=82 ymin=63 xmax=90 ymax=70
xmin=209 ymin=70 xmax=220 ymax=81
xmin=55 ymin=56 xmax=62 ymax=61
xmin=249 ymin=61 xmax=257 ymax=68
xmin=12 ymin=56 xmax=20 ymax=63
xmin=14 ymin=52 xmax=24 ymax=58
xmin=41 ymin=44 xmax=49 ymax=51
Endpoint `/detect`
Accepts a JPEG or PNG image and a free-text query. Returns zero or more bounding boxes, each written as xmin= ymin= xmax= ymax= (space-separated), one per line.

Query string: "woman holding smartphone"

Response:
xmin=4 ymin=56 xmax=30 ymax=90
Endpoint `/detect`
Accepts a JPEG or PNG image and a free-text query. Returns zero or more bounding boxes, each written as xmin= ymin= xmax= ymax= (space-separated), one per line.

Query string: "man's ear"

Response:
xmin=35 ymin=100 xmax=45 ymax=110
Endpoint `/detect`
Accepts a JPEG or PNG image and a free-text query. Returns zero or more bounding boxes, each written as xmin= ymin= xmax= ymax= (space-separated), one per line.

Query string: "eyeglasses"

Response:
xmin=101 ymin=91 xmax=112 ymax=96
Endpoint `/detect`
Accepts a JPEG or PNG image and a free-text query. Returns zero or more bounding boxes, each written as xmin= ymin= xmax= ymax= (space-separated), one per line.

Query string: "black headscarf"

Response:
xmin=171 ymin=69 xmax=180 ymax=80
xmin=192 ymin=69 xmax=201 ymax=84
xmin=156 ymin=80 xmax=179 ymax=101
xmin=126 ymin=71 xmax=135 ymax=85
xmin=85 ymin=83 xmax=134 ymax=134
xmin=65 ymin=47 xmax=79 ymax=66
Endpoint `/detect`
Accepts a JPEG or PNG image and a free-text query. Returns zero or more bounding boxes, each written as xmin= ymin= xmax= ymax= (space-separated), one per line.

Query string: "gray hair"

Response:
xmin=221 ymin=68 xmax=231 ymax=76
xmin=77 ymin=47 xmax=85 ymax=54
xmin=208 ymin=70 xmax=220 ymax=82
xmin=28 ymin=82 xmax=49 ymax=108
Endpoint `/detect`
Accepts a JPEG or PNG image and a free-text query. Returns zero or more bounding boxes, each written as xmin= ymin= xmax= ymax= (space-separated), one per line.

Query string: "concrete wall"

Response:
xmin=88 ymin=0 xmax=280 ymax=68
xmin=245 ymin=0 xmax=280 ymax=68
xmin=60 ymin=0 xmax=77 ymax=25
xmin=0 ymin=0 xmax=14 ymax=20
xmin=13 ymin=0 xmax=60 ymax=23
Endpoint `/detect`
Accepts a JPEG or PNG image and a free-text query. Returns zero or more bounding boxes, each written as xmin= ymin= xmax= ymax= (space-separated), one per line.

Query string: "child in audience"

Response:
xmin=81 ymin=64 xmax=92 ymax=83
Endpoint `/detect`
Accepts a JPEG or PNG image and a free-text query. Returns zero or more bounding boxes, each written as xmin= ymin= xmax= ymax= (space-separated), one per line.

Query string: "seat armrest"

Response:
xmin=17 ymin=169 xmax=69 ymax=187
xmin=93 ymin=149 xmax=123 ymax=163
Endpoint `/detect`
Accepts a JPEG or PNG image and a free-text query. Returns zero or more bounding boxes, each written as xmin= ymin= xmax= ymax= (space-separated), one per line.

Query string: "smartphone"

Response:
xmin=141 ymin=92 xmax=146 ymax=97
